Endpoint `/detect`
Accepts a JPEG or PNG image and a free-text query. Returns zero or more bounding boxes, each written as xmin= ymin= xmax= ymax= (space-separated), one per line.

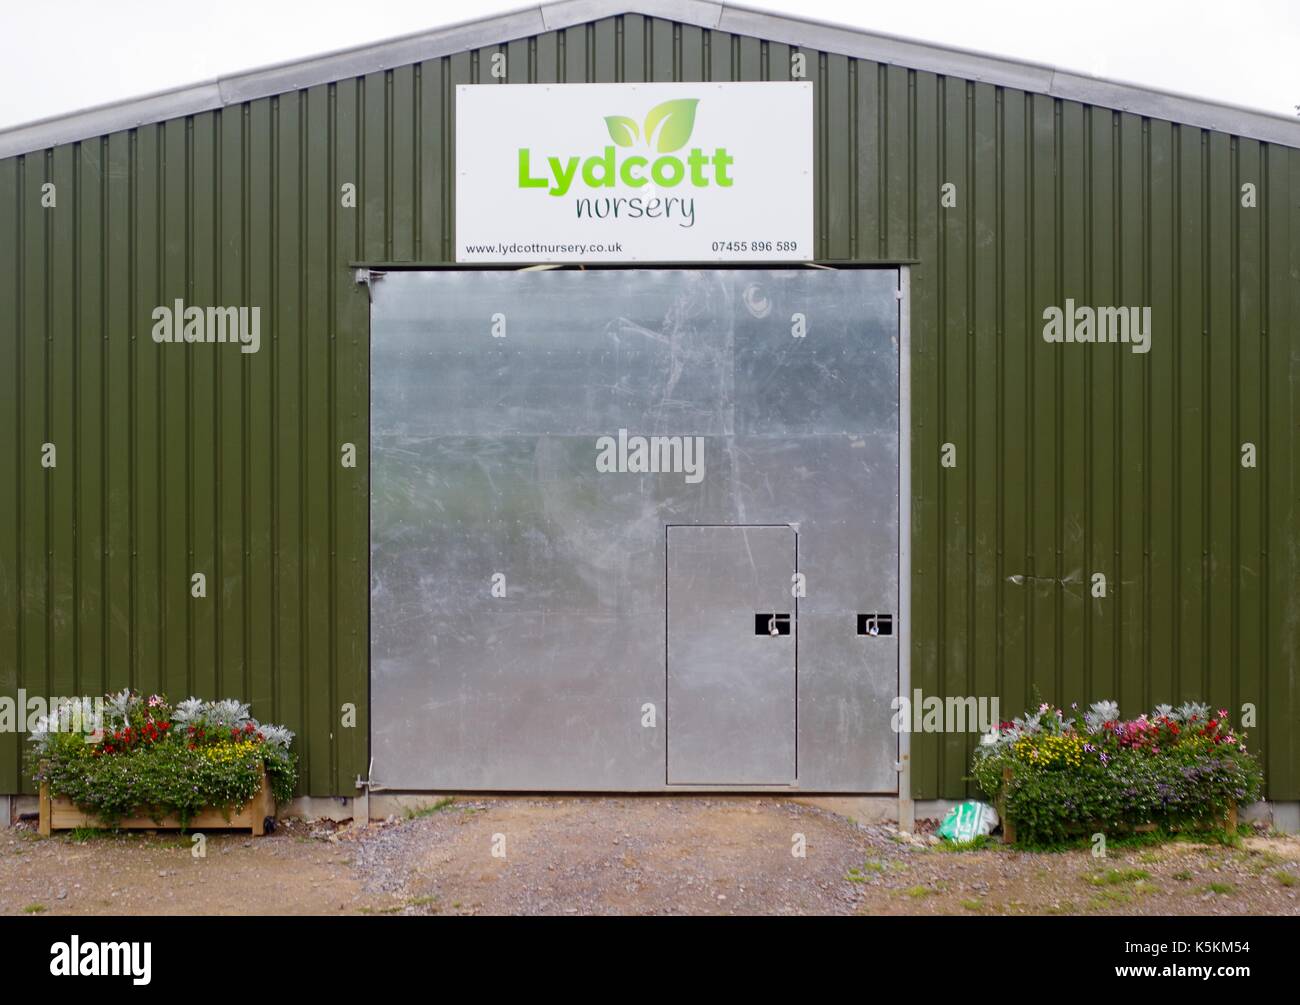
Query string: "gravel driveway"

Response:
xmin=3 ymin=796 xmax=1298 ymax=916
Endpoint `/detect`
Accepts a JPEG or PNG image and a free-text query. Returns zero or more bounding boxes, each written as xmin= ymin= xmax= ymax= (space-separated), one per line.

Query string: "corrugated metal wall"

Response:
xmin=1 ymin=13 xmax=1297 ymax=799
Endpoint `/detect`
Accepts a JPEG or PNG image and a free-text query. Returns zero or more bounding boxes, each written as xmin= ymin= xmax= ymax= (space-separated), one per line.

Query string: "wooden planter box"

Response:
xmin=39 ymin=770 xmax=274 ymax=837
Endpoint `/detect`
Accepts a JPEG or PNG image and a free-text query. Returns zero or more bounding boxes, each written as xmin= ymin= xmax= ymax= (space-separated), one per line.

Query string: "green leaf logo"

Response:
xmin=642 ymin=98 xmax=699 ymax=153
xmin=603 ymin=115 xmax=639 ymax=147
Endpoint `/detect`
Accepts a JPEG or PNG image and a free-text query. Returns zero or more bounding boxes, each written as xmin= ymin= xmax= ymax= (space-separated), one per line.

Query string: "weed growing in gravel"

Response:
xmin=1275 ymin=871 xmax=1297 ymax=887
xmin=1203 ymin=882 xmax=1235 ymax=895
xmin=405 ymin=797 xmax=457 ymax=820
xmin=22 ymin=903 xmax=46 ymax=914
xmin=67 ymin=827 xmax=118 ymax=843
xmin=961 ymin=898 xmax=983 ymax=911
xmin=933 ymin=836 xmax=992 ymax=852
xmin=1086 ymin=867 xmax=1151 ymax=886
xmin=1240 ymin=849 xmax=1285 ymax=873
xmin=1172 ymin=870 xmax=1194 ymax=881
xmin=846 ymin=860 xmax=896 ymax=882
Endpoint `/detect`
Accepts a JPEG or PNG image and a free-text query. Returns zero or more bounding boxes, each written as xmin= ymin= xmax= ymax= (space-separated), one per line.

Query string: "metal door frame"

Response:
xmin=359 ymin=263 xmax=911 ymax=802
xmin=897 ymin=266 xmax=913 ymax=827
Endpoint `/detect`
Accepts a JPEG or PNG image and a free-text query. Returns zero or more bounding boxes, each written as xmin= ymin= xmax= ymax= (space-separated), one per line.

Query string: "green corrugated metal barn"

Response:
xmin=1 ymin=0 xmax=1297 ymax=817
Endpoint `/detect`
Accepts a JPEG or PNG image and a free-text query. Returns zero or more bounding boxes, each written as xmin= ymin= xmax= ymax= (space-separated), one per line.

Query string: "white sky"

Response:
xmin=0 ymin=0 xmax=1297 ymax=130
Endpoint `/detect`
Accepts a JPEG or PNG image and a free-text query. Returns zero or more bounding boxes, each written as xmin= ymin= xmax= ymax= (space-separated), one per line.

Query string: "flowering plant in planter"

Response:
xmin=971 ymin=700 xmax=1263 ymax=846
xmin=30 ymin=690 xmax=297 ymax=828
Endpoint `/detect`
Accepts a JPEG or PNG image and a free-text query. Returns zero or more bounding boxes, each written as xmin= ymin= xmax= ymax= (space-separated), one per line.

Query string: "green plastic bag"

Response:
xmin=937 ymin=801 xmax=999 ymax=843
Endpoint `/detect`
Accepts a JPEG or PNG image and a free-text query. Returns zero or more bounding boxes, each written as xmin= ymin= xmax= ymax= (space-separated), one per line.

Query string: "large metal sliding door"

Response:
xmin=369 ymin=268 xmax=900 ymax=791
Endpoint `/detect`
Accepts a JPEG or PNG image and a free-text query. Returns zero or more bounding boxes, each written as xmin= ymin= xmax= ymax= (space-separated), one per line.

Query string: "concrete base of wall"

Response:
xmin=10 ymin=795 xmax=37 ymax=821
xmin=793 ymin=796 xmax=957 ymax=827
xmin=286 ymin=796 xmax=355 ymax=822
xmin=0 ymin=795 xmax=10 ymax=828
xmin=359 ymin=792 xmax=950 ymax=828
xmin=1242 ymin=800 xmax=1300 ymax=833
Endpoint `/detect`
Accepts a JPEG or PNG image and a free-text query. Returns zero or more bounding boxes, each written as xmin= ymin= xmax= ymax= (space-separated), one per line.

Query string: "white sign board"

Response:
xmin=455 ymin=82 xmax=813 ymax=263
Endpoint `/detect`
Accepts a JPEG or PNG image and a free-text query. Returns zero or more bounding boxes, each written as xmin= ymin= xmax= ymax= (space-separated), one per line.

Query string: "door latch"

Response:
xmin=857 ymin=613 xmax=894 ymax=636
xmin=755 ymin=613 xmax=791 ymax=636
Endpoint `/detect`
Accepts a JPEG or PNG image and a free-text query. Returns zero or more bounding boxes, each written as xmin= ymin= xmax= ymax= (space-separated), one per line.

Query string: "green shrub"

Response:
xmin=972 ymin=701 xmax=1263 ymax=846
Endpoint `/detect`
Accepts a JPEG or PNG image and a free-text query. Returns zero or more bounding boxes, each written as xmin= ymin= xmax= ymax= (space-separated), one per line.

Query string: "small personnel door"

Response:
xmin=666 ymin=525 xmax=797 ymax=784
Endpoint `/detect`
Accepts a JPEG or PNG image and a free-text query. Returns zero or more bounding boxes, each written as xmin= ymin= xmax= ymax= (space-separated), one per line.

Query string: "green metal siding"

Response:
xmin=1 ymin=13 xmax=1297 ymax=799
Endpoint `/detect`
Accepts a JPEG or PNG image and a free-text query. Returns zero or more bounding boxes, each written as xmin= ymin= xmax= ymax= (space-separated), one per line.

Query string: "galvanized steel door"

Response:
xmin=667 ymin=525 xmax=797 ymax=784
xmin=369 ymin=268 xmax=900 ymax=792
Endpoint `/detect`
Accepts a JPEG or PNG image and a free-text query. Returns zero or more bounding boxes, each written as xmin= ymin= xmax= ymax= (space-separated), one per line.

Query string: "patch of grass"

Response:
xmin=1172 ymin=827 xmax=1242 ymax=849
xmin=846 ymin=860 xmax=888 ymax=883
xmin=357 ymin=904 xmax=404 ymax=915
xmin=1203 ymin=882 xmax=1235 ymax=895
xmin=933 ymin=836 xmax=992 ymax=852
xmin=407 ymin=895 xmax=439 ymax=908
xmin=847 ymin=858 xmax=899 ymax=884
xmin=21 ymin=903 xmax=46 ymax=914
xmin=904 ymin=885 xmax=935 ymax=898
xmin=1274 ymin=871 xmax=1297 ymax=888
xmin=66 ymin=827 xmax=117 ymax=843
xmin=1172 ymin=870 xmax=1194 ymax=882
xmin=1044 ymin=901 xmax=1077 ymax=915
xmin=1086 ymin=867 xmax=1151 ymax=886
xmin=1240 ymin=849 xmax=1286 ymax=874
xmin=405 ymin=797 xmax=456 ymax=820
xmin=960 ymin=898 xmax=983 ymax=911
xmin=1136 ymin=850 xmax=1162 ymax=864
